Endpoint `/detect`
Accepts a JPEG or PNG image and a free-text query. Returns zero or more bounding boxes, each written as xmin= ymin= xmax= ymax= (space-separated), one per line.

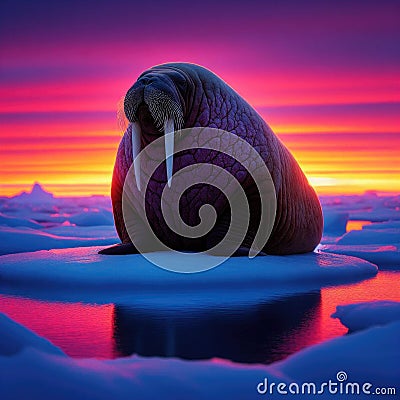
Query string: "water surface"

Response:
xmin=0 ymin=271 xmax=398 ymax=363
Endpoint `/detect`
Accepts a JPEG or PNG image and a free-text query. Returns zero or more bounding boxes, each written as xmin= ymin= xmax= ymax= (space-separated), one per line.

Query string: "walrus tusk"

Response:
xmin=164 ymin=118 xmax=174 ymax=187
xmin=131 ymin=122 xmax=142 ymax=191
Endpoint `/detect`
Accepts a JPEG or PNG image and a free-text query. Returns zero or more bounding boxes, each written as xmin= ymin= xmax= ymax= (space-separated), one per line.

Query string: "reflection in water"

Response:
xmin=346 ymin=220 xmax=372 ymax=232
xmin=112 ymin=292 xmax=321 ymax=364
xmin=321 ymin=270 xmax=400 ymax=340
xmin=0 ymin=271 xmax=398 ymax=361
xmin=0 ymin=296 xmax=116 ymax=358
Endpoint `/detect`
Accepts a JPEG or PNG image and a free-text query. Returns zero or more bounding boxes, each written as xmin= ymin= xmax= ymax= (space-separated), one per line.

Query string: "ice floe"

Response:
xmin=331 ymin=301 xmax=400 ymax=332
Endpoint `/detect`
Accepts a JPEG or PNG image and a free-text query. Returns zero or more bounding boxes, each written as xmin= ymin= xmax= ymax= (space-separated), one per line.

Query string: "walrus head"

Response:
xmin=123 ymin=67 xmax=189 ymax=190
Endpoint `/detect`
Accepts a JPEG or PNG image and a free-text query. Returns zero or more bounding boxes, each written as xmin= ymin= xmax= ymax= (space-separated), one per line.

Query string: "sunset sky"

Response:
xmin=1 ymin=0 xmax=399 ymax=196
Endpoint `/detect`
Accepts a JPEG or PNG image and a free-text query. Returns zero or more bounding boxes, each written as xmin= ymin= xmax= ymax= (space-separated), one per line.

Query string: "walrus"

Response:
xmin=99 ymin=63 xmax=323 ymax=256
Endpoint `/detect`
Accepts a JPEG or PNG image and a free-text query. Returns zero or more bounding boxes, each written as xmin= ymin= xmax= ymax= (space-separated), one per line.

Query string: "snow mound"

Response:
xmin=0 ymin=212 xmax=42 ymax=229
xmin=68 ymin=210 xmax=114 ymax=226
xmin=350 ymin=209 xmax=400 ymax=222
xmin=319 ymin=194 xmax=400 ymax=254
xmin=323 ymin=210 xmax=349 ymax=236
xmin=320 ymin=193 xmax=400 ymax=223
xmin=320 ymin=244 xmax=400 ymax=269
xmin=0 ymin=313 xmax=64 ymax=357
xmin=0 ymin=313 xmax=398 ymax=399
xmin=331 ymin=301 xmax=400 ymax=332
xmin=0 ymin=246 xmax=377 ymax=305
xmin=273 ymin=321 xmax=400 ymax=392
xmin=10 ymin=183 xmax=55 ymax=205
xmin=337 ymin=229 xmax=400 ymax=246
xmin=43 ymin=225 xmax=118 ymax=239
xmin=363 ymin=220 xmax=400 ymax=230
xmin=0 ymin=228 xmax=117 ymax=255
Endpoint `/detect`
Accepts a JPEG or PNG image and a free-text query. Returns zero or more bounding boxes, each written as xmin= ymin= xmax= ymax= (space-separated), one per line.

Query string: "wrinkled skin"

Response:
xmin=100 ymin=63 xmax=323 ymax=256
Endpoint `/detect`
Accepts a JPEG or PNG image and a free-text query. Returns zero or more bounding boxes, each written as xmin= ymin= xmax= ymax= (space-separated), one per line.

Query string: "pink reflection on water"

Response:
xmin=0 ymin=271 xmax=398 ymax=362
xmin=320 ymin=271 xmax=400 ymax=341
xmin=0 ymin=296 xmax=116 ymax=359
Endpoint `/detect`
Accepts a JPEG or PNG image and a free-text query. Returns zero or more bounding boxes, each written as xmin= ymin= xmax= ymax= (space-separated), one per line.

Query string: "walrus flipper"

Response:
xmin=98 ymin=243 xmax=138 ymax=255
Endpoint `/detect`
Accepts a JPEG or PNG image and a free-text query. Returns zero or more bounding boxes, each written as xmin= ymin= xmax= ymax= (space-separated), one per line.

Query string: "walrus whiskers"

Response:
xmin=145 ymin=89 xmax=183 ymax=132
xmin=124 ymin=87 xmax=144 ymax=123
xmin=117 ymin=97 xmax=129 ymax=134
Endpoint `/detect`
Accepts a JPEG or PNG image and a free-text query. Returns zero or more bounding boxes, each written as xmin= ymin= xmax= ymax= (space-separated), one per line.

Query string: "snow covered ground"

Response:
xmin=1 ymin=184 xmax=399 ymax=269
xmin=331 ymin=301 xmax=400 ymax=332
xmin=0 ymin=183 xmax=118 ymax=255
xmin=320 ymin=192 xmax=400 ymax=269
xmin=0 ymin=308 xmax=398 ymax=399
xmin=0 ymin=184 xmax=399 ymax=398
xmin=0 ymin=246 xmax=377 ymax=306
